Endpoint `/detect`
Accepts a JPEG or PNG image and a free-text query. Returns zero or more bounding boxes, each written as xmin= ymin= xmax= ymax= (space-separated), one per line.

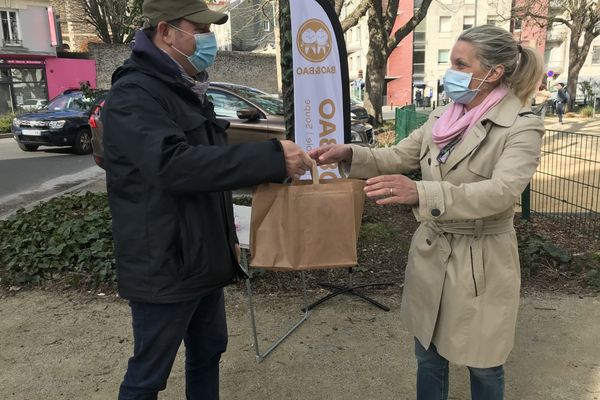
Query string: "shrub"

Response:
xmin=580 ymin=106 xmax=594 ymax=118
xmin=374 ymin=130 xmax=396 ymax=148
xmin=0 ymin=113 xmax=15 ymax=133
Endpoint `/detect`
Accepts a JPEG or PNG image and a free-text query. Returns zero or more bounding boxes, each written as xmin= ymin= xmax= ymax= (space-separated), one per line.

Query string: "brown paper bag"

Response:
xmin=249 ymin=164 xmax=365 ymax=271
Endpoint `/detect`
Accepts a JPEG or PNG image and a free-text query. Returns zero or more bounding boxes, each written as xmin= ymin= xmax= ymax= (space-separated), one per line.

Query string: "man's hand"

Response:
xmin=308 ymin=144 xmax=352 ymax=165
xmin=280 ymin=140 xmax=313 ymax=179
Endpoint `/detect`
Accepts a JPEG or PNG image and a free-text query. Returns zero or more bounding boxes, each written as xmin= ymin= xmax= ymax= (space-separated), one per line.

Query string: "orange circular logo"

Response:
xmin=296 ymin=19 xmax=332 ymax=63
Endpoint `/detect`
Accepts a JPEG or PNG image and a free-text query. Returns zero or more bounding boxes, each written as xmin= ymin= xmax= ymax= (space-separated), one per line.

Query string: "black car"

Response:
xmin=12 ymin=89 xmax=96 ymax=154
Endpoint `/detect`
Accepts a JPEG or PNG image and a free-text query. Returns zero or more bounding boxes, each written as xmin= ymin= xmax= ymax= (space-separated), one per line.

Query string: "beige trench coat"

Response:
xmin=348 ymin=92 xmax=544 ymax=368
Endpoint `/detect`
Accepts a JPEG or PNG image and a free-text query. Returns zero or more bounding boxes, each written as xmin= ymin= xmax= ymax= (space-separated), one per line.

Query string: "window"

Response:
xmin=544 ymin=48 xmax=551 ymax=64
xmin=413 ymin=49 xmax=425 ymax=76
xmin=354 ymin=26 xmax=361 ymax=42
xmin=463 ymin=16 xmax=475 ymax=30
xmin=592 ymin=46 xmax=600 ymax=64
xmin=263 ymin=20 xmax=270 ymax=32
xmin=513 ymin=17 xmax=522 ymax=31
xmin=438 ymin=49 xmax=450 ymax=64
xmin=487 ymin=16 xmax=499 ymax=26
xmin=0 ymin=10 xmax=20 ymax=45
xmin=439 ymin=16 xmax=452 ymax=33
xmin=413 ymin=50 xmax=425 ymax=64
xmin=206 ymin=90 xmax=253 ymax=118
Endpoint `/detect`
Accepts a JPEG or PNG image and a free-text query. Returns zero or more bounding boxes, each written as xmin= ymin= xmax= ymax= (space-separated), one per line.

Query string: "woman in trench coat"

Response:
xmin=309 ymin=25 xmax=544 ymax=400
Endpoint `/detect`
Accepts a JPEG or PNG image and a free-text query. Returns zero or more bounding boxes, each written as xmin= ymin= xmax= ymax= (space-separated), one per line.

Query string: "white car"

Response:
xmin=19 ymin=99 xmax=48 ymax=112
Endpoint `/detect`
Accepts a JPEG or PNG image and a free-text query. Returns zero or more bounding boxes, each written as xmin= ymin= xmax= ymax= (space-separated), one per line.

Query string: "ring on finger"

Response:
xmin=389 ymin=188 xmax=394 ymax=196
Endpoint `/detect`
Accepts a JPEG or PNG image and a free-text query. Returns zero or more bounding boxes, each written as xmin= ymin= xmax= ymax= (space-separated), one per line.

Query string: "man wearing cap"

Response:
xmin=102 ymin=0 xmax=313 ymax=398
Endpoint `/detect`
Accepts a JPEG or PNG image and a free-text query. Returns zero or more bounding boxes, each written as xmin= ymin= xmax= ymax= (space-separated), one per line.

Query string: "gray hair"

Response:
xmin=458 ymin=25 xmax=544 ymax=105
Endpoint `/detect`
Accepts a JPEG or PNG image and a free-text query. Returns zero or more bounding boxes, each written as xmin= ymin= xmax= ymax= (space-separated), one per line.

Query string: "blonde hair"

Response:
xmin=458 ymin=25 xmax=544 ymax=105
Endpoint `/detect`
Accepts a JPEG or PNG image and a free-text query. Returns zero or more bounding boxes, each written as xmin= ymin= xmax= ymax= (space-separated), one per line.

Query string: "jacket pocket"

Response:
xmin=467 ymin=152 xmax=494 ymax=180
xmin=469 ymin=243 xmax=487 ymax=297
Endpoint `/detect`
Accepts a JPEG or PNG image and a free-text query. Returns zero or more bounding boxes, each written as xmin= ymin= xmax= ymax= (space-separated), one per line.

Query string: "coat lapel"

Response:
xmin=435 ymin=91 xmax=527 ymax=179
xmin=440 ymin=122 xmax=487 ymax=178
xmin=425 ymin=106 xmax=446 ymax=181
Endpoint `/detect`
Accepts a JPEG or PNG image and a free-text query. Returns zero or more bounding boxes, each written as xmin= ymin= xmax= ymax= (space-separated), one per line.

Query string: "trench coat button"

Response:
xmin=431 ymin=208 xmax=441 ymax=217
xmin=427 ymin=158 xmax=431 ymax=165
xmin=426 ymin=238 xmax=432 ymax=245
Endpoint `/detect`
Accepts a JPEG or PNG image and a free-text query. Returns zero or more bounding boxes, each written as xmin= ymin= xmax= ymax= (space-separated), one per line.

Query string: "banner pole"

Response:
xmin=279 ymin=0 xmax=294 ymax=141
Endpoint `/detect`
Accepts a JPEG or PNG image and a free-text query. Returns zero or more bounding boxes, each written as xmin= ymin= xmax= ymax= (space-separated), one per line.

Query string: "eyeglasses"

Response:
xmin=436 ymin=135 xmax=462 ymax=164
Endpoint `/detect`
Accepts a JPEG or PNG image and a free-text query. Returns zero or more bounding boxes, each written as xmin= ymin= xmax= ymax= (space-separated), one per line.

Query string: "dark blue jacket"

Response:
xmin=103 ymin=31 xmax=286 ymax=303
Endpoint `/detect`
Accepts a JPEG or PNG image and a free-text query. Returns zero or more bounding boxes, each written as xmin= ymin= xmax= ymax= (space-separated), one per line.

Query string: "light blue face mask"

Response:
xmin=170 ymin=25 xmax=218 ymax=73
xmin=442 ymin=68 xmax=492 ymax=104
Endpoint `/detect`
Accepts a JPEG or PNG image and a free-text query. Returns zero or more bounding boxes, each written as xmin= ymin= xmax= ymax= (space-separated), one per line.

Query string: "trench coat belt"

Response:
xmin=426 ymin=218 xmax=515 ymax=296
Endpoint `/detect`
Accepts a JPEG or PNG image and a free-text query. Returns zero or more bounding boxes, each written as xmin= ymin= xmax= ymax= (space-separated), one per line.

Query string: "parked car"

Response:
xmin=19 ymin=98 xmax=48 ymax=112
xmin=91 ymin=83 xmax=373 ymax=168
xmin=350 ymin=98 xmax=370 ymax=123
xmin=12 ymin=89 xmax=98 ymax=154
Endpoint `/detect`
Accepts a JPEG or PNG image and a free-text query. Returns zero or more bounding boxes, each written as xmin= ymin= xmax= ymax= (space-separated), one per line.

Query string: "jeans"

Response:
xmin=414 ymin=338 xmax=504 ymax=400
xmin=118 ymin=289 xmax=228 ymax=400
xmin=556 ymin=102 xmax=565 ymax=123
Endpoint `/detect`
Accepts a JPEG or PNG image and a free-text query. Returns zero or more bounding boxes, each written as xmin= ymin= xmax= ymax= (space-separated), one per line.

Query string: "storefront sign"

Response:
xmin=0 ymin=59 xmax=45 ymax=67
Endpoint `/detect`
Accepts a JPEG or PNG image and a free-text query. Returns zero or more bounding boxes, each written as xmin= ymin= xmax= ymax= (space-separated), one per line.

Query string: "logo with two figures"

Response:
xmin=296 ymin=19 xmax=332 ymax=63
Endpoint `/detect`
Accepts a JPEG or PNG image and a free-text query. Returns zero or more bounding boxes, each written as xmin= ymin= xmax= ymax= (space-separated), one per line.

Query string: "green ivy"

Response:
xmin=0 ymin=192 xmax=115 ymax=287
xmin=518 ymin=234 xmax=572 ymax=276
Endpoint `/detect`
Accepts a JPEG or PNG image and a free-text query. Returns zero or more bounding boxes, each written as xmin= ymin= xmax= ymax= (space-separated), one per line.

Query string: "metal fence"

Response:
xmin=524 ymin=129 xmax=600 ymax=238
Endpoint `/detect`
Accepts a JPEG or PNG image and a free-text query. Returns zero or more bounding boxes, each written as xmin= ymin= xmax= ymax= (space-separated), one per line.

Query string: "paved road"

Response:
xmin=0 ymin=138 xmax=103 ymax=215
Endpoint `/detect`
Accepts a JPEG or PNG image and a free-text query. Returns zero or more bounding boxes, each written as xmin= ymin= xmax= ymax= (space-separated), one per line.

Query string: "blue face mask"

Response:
xmin=170 ymin=25 xmax=218 ymax=73
xmin=442 ymin=68 xmax=492 ymax=104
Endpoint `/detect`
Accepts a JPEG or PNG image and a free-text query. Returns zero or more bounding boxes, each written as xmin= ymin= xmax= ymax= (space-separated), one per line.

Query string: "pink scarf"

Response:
xmin=432 ymin=85 xmax=509 ymax=148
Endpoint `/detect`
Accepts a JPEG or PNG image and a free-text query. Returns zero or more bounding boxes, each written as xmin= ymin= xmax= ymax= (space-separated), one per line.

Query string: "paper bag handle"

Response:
xmin=310 ymin=160 xmax=319 ymax=185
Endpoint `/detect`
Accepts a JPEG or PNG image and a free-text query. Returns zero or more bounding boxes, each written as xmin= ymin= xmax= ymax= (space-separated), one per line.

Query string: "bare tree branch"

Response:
xmin=387 ymin=0 xmax=433 ymax=52
xmin=384 ymin=0 xmax=399 ymax=37
xmin=335 ymin=0 xmax=345 ymax=16
xmin=78 ymin=0 xmax=143 ymax=44
xmin=340 ymin=0 xmax=370 ymax=32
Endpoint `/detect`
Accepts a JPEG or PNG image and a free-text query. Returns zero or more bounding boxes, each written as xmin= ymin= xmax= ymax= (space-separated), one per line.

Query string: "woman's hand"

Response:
xmin=365 ymin=175 xmax=419 ymax=206
xmin=308 ymin=144 xmax=352 ymax=165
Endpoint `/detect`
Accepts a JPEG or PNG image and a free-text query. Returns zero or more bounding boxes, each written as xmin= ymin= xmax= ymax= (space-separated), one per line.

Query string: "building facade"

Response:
xmin=51 ymin=0 xmax=97 ymax=51
xmin=0 ymin=0 xmax=96 ymax=115
xmin=0 ymin=0 xmax=57 ymax=114
xmin=229 ymin=0 xmax=275 ymax=52
xmin=341 ymin=1 xmax=369 ymax=101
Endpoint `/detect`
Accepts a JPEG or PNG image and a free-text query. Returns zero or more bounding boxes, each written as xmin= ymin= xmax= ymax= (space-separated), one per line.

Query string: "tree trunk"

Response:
xmin=364 ymin=9 xmax=388 ymax=126
xmin=566 ymin=29 xmax=596 ymax=111
xmin=274 ymin=0 xmax=282 ymax=96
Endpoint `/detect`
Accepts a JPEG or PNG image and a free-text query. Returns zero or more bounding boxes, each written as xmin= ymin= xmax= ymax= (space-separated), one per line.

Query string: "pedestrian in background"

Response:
xmin=415 ymin=90 xmax=423 ymax=108
xmin=533 ymin=83 xmax=551 ymax=118
xmin=310 ymin=24 xmax=544 ymax=400
xmin=102 ymin=0 xmax=312 ymax=398
xmin=555 ymin=82 xmax=570 ymax=124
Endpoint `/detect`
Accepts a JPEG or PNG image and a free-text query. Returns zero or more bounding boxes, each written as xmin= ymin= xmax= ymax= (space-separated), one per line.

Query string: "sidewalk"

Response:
xmin=0 ymin=289 xmax=598 ymax=399
xmin=1 ymin=116 xmax=599 ymax=399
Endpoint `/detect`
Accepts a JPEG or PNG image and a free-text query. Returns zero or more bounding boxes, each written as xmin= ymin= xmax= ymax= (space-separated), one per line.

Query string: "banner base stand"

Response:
xmin=303 ymin=270 xmax=395 ymax=312
xmin=242 ymin=250 xmax=311 ymax=363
